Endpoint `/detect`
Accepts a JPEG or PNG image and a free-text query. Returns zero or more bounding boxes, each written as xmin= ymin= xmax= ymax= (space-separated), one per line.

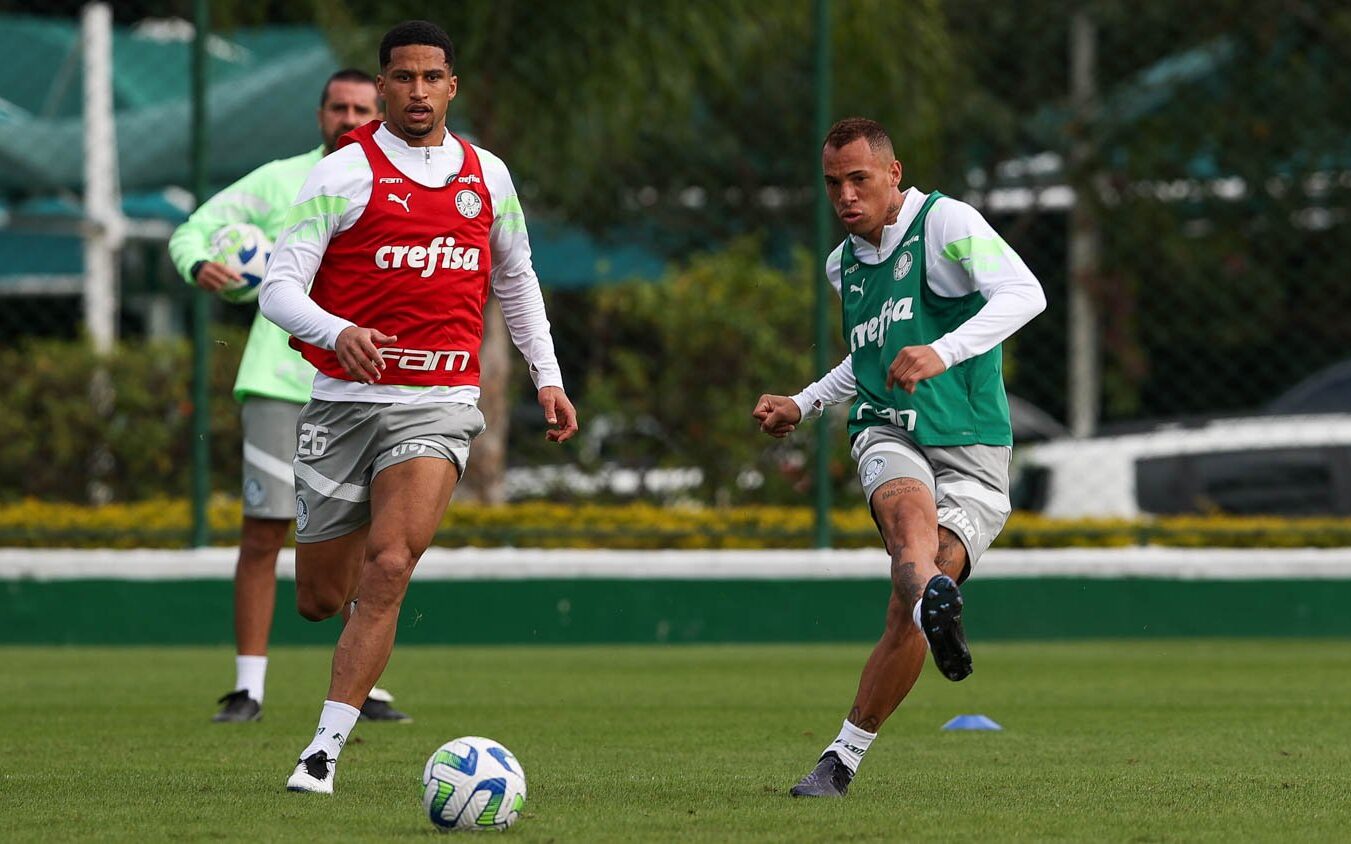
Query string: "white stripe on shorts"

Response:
xmin=243 ymin=442 xmax=295 ymax=486
xmin=939 ymin=479 xmax=1011 ymax=515
xmin=293 ymin=461 xmax=370 ymax=503
xmin=401 ymin=438 xmax=449 ymax=453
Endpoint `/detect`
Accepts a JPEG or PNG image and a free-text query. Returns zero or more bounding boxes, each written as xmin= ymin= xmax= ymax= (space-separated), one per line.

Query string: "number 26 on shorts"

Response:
xmin=298 ymin=423 xmax=329 ymax=457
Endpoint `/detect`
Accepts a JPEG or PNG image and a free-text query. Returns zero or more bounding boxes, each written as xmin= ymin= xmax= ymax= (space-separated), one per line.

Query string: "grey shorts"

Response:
xmin=851 ymin=425 xmax=1013 ymax=571
xmin=292 ymin=400 xmax=486 ymax=543
xmin=241 ymin=397 xmax=302 ymax=520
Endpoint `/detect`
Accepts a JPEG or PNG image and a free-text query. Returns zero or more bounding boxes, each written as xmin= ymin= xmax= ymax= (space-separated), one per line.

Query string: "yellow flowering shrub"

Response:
xmin=0 ymin=498 xmax=1346 ymax=549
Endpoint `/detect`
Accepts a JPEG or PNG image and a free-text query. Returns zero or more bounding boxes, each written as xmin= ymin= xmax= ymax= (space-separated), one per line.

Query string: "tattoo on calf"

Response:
xmin=847 ymin=706 xmax=881 ymax=733
xmin=892 ymin=559 xmax=922 ymax=601
xmin=935 ymin=528 xmax=966 ymax=579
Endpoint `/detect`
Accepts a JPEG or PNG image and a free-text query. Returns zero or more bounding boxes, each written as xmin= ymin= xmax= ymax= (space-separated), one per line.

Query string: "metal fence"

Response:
xmin=0 ymin=1 xmax=1348 ymax=536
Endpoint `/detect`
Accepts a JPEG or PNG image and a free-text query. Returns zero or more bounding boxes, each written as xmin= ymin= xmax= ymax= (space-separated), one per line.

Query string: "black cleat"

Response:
xmin=789 ymin=752 xmax=853 ymax=798
xmin=212 ymin=689 xmax=261 ymax=723
xmin=921 ymin=574 xmax=973 ymax=681
xmin=359 ymin=688 xmax=412 ymax=722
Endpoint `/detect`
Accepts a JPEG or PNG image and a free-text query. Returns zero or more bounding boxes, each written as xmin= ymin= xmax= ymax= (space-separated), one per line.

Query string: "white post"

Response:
xmin=1067 ymin=10 xmax=1101 ymax=438
xmin=82 ymin=2 xmax=123 ymax=354
xmin=81 ymin=2 xmax=122 ymax=505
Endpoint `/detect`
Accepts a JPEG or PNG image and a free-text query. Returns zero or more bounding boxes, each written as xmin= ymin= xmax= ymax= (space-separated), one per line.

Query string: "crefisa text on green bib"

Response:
xmin=841 ymin=192 xmax=1012 ymax=446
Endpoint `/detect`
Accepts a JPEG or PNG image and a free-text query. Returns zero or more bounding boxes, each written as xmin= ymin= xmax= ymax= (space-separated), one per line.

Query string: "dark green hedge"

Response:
xmin=0 ymin=328 xmax=246 ymax=502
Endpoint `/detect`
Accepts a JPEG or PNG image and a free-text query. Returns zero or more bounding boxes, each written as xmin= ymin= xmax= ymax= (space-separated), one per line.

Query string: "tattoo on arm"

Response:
xmin=847 ymin=706 xmax=881 ymax=733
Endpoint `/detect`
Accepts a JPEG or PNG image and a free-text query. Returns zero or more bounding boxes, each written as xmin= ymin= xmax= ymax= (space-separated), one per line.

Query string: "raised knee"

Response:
xmin=297 ymin=589 xmax=344 ymax=622
xmin=887 ymin=521 xmax=939 ymax=563
xmin=367 ymin=547 xmax=417 ymax=583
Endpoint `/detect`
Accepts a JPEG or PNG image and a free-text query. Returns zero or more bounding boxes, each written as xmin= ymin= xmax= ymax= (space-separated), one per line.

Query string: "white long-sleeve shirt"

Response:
xmin=792 ymin=189 xmax=1046 ymax=419
xmin=259 ymin=123 xmax=563 ymax=404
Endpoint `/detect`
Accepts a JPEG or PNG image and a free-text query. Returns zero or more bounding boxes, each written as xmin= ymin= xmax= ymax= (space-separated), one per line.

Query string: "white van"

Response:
xmin=1012 ymin=414 xmax=1351 ymax=518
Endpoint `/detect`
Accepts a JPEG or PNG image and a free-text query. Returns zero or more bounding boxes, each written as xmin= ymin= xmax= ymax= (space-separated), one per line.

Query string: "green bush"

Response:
xmin=0 ymin=328 xmax=247 ymax=502
xmin=583 ymin=239 xmax=845 ymax=504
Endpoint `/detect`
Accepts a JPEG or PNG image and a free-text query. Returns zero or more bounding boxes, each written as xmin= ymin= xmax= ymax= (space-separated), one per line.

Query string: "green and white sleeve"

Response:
xmin=167 ymin=170 xmax=278 ymax=285
xmin=256 ymin=144 xmax=368 ymax=350
xmin=925 ymin=197 xmax=1047 ymax=368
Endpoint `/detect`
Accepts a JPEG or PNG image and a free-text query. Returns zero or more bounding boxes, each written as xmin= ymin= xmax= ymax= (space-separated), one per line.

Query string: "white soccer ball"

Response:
xmin=422 ymin=736 xmax=527 ymax=832
xmin=208 ymin=222 xmax=272 ymax=304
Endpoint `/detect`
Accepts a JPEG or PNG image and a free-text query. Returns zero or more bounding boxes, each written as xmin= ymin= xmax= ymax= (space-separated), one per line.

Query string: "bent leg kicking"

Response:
xmin=791 ymin=477 xmax=971 ymax=798
xmin=849 ymin=479 xmax=945 ymax=730
xmin=846 ymin=480 xmax=972 ymax=724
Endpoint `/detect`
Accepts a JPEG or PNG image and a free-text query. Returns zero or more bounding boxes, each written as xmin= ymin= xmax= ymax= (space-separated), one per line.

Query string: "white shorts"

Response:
xmin=851 ymin=425 xmax=1013 ymax=571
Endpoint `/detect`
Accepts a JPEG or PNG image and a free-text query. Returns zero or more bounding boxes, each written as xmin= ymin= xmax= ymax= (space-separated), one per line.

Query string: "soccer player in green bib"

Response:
xmin=754 ymin=118 xmax=1046 ymax=797
xmin=169 ymin=70 xmax=410 ymax=724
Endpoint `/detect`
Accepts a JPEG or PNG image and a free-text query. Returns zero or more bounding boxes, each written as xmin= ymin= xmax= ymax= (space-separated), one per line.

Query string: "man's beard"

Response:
xmin=400 ymin=119 xmax=434 ymax=137
xmin=324 ymin=126 xmax=358 ymax=153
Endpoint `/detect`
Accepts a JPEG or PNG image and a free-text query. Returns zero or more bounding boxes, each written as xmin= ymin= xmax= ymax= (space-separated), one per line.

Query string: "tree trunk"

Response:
xmin=460 ymin=298 xmax=511 ymax=503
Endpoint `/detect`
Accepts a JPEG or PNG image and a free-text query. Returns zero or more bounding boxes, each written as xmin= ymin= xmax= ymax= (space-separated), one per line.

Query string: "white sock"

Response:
xmin=912 ymin=599 xmax=925 ymax=635
xmin=298 ymin=700 xmax=361 ymax=762
xmin=825 ymin=719 xmax=877 ymax=774
xmin=235 ymin=655 xmax=267 ymax=704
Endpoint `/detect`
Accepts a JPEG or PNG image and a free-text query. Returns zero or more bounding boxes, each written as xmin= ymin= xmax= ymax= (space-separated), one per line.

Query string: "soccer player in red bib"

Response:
xmin=259 ymin=20 xmax=578 ymax=794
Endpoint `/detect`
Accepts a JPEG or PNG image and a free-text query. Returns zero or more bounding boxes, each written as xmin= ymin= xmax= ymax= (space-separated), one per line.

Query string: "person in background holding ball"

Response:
xmin=168 ymin=69 xmax=411 ymax=725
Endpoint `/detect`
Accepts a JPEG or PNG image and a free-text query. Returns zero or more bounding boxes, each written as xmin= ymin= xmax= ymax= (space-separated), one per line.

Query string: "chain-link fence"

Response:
xmin=940 ymin=2 xmax=1351 ymax=519
xmin=1 ymin=1 xmax=1348 ymax=537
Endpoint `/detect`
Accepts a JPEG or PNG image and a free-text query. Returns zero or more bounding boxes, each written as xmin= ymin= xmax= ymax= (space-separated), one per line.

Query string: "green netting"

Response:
xmin=0 ymin=15 xmax=337 ymax=193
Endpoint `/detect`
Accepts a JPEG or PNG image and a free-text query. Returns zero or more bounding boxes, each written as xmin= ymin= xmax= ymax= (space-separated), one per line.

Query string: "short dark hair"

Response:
xmin=824 ymin=117 xmax=895 ymax=159
xmin=319 ymin=68 xmax=377 ymax=108
xmin=379 ymin=20 xmax=455 ymax=70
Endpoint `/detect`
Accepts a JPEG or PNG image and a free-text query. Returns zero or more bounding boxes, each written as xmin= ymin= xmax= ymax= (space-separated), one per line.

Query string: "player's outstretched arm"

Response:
xmin=781 ymin=355 xmax=859 ymax=430
xmin=752 ymin=394 xmax=803 ymax=439
xmin=538 ymin=386 xmax=578 ymax=443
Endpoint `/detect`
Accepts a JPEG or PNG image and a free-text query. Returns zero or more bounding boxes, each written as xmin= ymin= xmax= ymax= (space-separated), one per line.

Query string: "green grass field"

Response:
xmin=4 ymin=641 xmax=1349 ymax=841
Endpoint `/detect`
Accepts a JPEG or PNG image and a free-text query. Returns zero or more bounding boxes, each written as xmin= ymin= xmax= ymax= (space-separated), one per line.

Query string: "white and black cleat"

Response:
xmin=286 ymin=750 xmax=336 ymax=794
xmin=921 ymin=574 xmax=973 ymax=681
